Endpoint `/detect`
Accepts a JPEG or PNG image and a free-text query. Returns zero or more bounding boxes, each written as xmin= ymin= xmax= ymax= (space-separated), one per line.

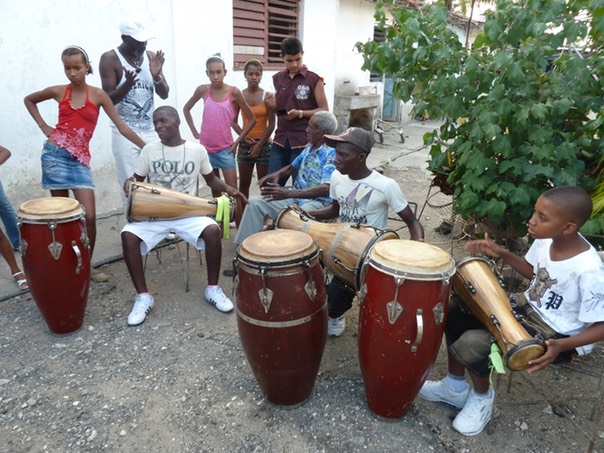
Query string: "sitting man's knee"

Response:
xmin=201 ymin=224 xmax=221 ymax=242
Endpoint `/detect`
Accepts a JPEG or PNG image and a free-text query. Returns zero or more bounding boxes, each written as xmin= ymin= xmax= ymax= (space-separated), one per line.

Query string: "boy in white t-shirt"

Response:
xmin=420 ymin=186 xmax=604 ymax=436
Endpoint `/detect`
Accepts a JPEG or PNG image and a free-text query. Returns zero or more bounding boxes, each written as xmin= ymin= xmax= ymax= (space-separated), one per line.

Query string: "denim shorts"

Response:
xmin=237 ymin=141 xmax=271 ymax=165
xmin=208 ymin=147 xmax=236 ymax=170
xmin=41 ymin=142 xmax=94 ymax=190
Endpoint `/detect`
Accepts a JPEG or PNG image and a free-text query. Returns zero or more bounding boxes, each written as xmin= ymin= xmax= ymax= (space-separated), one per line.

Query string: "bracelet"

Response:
xmin=153 ymin=75 xmax=163 ymax=85
xmin=298 ymin=110 xmax=304 ymax=119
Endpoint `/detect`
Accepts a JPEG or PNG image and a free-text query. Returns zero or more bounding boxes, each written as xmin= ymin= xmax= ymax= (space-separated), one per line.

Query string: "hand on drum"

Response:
xmin=260 ymin=182 xmax=289 ymax=201
xmin=464 ymin=233 xmax=503 ymax=258
xmin=526 ymin=338 xmax=562 ymax=373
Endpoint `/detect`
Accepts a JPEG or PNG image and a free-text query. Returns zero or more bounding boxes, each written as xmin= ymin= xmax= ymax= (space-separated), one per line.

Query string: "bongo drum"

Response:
xmin=235 ymin=230 xmax=327 ymax=405
xmin=358 ymin=240 xmax=455 ymax=418
xmin=452 ymin=257 xmax=545 ymax=371
xmin=18 ymin=197 xmax=91 ymax=334
xmin=275 ymin=205 xmax=398 ymax=290
xmin=127 ymin=181 xmax=237 ymax=224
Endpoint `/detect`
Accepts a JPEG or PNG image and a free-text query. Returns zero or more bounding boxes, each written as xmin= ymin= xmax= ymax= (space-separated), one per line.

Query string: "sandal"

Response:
xmin=12 ymin=272 xmax=29 ymax=291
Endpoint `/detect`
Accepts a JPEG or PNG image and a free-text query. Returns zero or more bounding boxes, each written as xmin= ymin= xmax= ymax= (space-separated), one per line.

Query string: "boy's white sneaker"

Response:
xmin=328 ymin=316 xmax=345 ymax=337
xmin=452 ymin=389 xmax=495 ymax=436
xmin=418 ymin=378 xmax=470 ymax=409
xmin=127 ymin=293 xmax=154 ymax=326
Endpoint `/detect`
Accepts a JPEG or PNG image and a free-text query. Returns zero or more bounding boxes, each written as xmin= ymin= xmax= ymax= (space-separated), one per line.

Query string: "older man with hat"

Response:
xmin=308 ymin=127 xmax=425 ymax=336
xmin=99 ymin=19 xmax=170 ymax=209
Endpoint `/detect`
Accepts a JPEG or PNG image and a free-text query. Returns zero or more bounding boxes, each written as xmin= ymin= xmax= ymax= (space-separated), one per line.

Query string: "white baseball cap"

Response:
xmin=119 ymin=20 xmax=154 ymax=42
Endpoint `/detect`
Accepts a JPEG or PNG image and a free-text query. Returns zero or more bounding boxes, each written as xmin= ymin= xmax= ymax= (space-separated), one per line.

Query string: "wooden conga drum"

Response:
xmin=18 ymin=197 xmax=91 ymax=334
xmin=127 ymin=181 xmax=237 ymax=224
xmin=452 ymin=257 xmax=545 ymax=371
xmin=358 ymin=240 xmax=456 ymax=418
xmin=235 ymin=230 xmax=327 ymax=405
xmin=275 ymin=205 xmax=398 ymax=290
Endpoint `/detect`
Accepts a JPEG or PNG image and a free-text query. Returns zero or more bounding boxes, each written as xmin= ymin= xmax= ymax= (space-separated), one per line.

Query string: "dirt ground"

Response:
xmin=1 ymin=126 xmax=604 ymax=453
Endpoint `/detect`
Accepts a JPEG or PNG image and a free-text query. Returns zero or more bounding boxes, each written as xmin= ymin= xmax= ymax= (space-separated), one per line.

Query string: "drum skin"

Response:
xmin=275 ymin=205 xmax=398 ymax=290
xmin=358 ymin=240 xmax=455 ymax=418
xmin=452 ymin=257 xmax=545 ymax=371
xmin=235 ymin=230 xmax=327 ymax=405
xmin=18 ymin=198 xmax=91 ymax=334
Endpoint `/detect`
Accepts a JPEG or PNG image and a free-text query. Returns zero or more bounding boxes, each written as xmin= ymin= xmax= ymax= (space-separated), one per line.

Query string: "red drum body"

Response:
xmin=18 ymin=198 xmax=91 ymax=334
xmin=358 ymin=240 xmax=455 ymax=418
xmin=235 ymin=230 xmax=327 ymax=405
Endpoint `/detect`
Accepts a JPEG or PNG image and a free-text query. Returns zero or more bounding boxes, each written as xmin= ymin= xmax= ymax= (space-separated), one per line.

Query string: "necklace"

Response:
xmin=119 ymin=47 xmax=143 ymax=73
xmin=161 ymin=142 xmax=187 ymax=185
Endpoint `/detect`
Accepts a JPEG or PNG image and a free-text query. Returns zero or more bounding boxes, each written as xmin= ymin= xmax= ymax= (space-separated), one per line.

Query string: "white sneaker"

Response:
xmin=418 ymin=378 xmax=470 ymax=409
xmin=127 ymin=293 xmax=154 ymax=326
xmin=328 ymin=316 xmax=345 ymax=337
xmin=205 ymin=287 xmax=234 ymax=313
xmin=452 ymin=389 xmax=495 ymax=436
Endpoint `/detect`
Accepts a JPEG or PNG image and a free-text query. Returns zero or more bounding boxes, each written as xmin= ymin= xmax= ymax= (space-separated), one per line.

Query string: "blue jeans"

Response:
xmin=268 ymin=141 xmax=303 ymax=187
xmin=0 ymin=179 xmax=19 ymax=249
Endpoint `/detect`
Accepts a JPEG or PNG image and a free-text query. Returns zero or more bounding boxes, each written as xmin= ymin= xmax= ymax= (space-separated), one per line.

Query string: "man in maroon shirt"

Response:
xmin=265 ymin=37 xmax=329 ymax=186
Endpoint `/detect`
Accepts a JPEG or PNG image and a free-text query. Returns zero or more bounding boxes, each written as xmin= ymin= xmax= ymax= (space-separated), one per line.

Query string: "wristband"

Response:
xmin=153 ymin=75 xmax=163 ymax=85
xmin=298 ymin=110 xmax=304 ymax=119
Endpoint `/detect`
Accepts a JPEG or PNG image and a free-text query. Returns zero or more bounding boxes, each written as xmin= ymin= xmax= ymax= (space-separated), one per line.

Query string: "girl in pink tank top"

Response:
xmin=183 ymin=55 xmax=257 ymax=196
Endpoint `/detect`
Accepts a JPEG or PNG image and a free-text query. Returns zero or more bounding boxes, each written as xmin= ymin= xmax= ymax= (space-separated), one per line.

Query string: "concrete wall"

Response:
xmin=1 ymin=0 xmax=377 ymax=216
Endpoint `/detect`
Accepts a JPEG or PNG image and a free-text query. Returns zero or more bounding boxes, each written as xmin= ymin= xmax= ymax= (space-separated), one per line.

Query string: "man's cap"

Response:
xmin=120 ymin=20 xmax=154 ymax=42
xmin=324 ymin=127 xmax=375 ymax=153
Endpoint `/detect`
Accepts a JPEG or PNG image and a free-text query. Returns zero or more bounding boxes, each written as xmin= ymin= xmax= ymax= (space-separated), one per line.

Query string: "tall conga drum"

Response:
xmin=452 ymin=257 xmax=545 ymax=371
xmin=235 ymin=230 xmax=327 ymax=405
xmin=358 ymin=239 xmax=456 ymax=418
xmin=18 ymin=197 xmax=91 ymax=334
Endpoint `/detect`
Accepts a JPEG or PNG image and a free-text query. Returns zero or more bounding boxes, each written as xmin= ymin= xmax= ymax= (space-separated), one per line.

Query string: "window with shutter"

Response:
xmin=233 ymin=0 xmax=300 ymax=70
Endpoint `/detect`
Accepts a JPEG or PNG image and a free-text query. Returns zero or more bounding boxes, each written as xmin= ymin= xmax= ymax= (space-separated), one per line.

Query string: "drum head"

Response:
xmin=239 ymin=230 xmax=317 ymax=263
xmin=18 ymin=197 xmax=83 ymax=222
xmin=368 ymin=239 xmax=455 ymax=280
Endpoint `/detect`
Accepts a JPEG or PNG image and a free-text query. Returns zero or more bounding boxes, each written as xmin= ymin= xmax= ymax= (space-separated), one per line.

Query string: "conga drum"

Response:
xmin=452 ymin=257 xmax=545 ymax=371
xmin=17 ymin=197 xmax=91 ymax=334
xmin=358 ymin=240 xmax=456 ymax=418
xmin=275 ymin=205 xmax=398 ymax=290
xmin=235 ymin=230 xmax=327 ymax=405
xmin=127 ymin=181 xmax=238 ymax=224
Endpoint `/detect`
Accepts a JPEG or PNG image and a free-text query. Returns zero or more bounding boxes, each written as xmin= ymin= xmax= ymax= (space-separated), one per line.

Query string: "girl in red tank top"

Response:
xmin=24 ymin=46 xmax=147 ymax=281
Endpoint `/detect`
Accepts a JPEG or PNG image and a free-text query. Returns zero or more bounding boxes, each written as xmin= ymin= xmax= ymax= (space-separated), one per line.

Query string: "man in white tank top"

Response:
xmin=99 ymin=20 xmax=170 ymax=207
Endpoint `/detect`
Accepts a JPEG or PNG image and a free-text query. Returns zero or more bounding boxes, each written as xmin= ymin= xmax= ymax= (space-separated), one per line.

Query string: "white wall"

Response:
xmin=2 ymin=0 xmax=377 ymax=216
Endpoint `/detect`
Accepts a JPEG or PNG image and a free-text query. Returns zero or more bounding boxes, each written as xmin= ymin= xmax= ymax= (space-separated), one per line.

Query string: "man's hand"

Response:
xmin=260 ymin=182 xmax=289 ymax=201
xmin=149 ymin=50 xmax=165 ymax=79
xmin=123 ymin=67 xmax=139 ymax=87
xmin=464 ymin=233 xmax=504 ymax=258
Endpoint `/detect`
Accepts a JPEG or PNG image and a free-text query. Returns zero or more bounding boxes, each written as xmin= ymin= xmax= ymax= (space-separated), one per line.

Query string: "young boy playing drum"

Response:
xmin=420 ymin=186 xmax=604 ymax=436
xmin=121 ymin=106 xmax=245 ymax=326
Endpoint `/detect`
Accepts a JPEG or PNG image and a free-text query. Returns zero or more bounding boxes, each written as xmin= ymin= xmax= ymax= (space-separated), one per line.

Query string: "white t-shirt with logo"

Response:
xmin=135 ymin=140 xmax=213 ymax=195
xmin=524 ymin=237 xmax=604 ymax=355
xmin=329 ymin=170 xmax=408 ymax=228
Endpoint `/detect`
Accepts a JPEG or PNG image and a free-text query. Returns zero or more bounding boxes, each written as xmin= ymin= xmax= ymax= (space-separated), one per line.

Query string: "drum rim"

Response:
xmin=505 ymin=338 xmax=546 ymax=370
xmin=457 ymin=255 xmax=491 ymax=267
xmin=236 ymin=244 xmax=321 ymax=269
xmin=366 ymin=239 xmax=456 ymax=281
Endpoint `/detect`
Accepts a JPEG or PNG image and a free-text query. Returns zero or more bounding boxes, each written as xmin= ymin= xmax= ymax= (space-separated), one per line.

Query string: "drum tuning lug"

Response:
xmin=387 ymin=301 xmax=403 ymax=324
xmin=304 ymin=280 xmax=317 ymax=301
xmin=80 ymin=231 xmax=90 ymax=250
xmin=357 ymin=284 xmax=367 ymax=304
xmin=433 ymin=302 xmax=445 ymax=325
xmin=21 ymin=239 xmax=28 ymax=257
xmin=151 ymin=187 xmax=161 ymax=194
xmin=258 ymin=288 xmax=274 ymax=313
xmin=71 ymin=241 xmax=82 ymax=275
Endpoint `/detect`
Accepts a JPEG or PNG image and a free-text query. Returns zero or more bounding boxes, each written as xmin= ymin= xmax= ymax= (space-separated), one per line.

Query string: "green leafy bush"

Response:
xmin=357 ymin=0 xmax=603 ymax=239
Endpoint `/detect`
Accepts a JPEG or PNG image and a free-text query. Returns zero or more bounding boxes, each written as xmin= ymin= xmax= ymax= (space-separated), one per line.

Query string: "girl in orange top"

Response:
xmin=232 ymin=59 xmax=276 ymax=199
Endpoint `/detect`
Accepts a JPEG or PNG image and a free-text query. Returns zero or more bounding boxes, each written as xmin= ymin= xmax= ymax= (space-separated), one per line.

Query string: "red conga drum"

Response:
xmin=358 ymin=239 xmax=456 ymax=418
xmin=18 ymin=197 xmax=91 ymax=334
xmin=235 ymin=230 xmax=327 ymax=405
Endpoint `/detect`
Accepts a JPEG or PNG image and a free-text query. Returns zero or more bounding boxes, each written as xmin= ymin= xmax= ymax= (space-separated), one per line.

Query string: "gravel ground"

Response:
xmin=2 ymin=129 xmax=604 ymax=453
